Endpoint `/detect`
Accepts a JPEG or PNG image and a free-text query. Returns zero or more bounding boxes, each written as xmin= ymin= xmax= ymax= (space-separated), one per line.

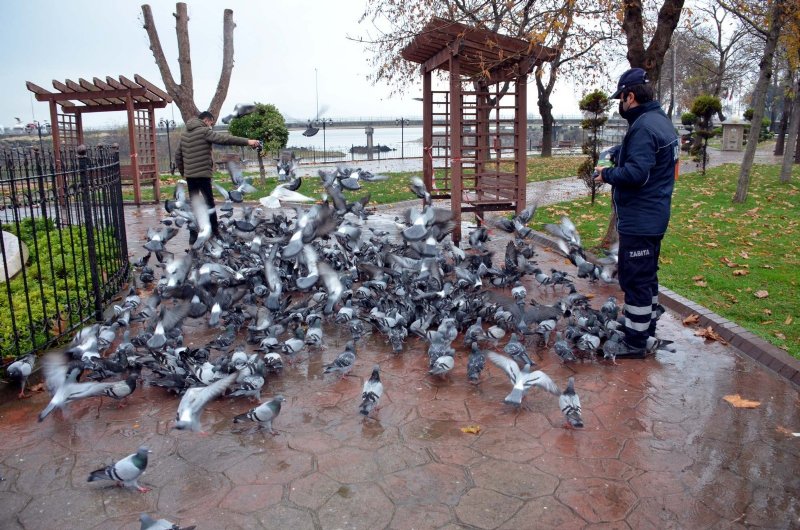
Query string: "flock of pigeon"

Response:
xmin=3 ymin=144 xmax=676 ymax=529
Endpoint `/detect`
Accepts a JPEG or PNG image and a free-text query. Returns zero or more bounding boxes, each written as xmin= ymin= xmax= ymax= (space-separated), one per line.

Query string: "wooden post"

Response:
xmin=450 ymin=55 xmax=462 ymax=246
xmin=515 ymin=74 xmax=527 ymax=214
xmin=125 ymin=95 xmax=141 ymax=204
xmin=422 ymin=68 xmax=433 ymax=196
xmin=75 ymin=112 xmax=84 ymax=145
xmin=148 ymin=105 xmax=160 ymax=202
xmin=48 ymin=100 xmax=65 ymax=206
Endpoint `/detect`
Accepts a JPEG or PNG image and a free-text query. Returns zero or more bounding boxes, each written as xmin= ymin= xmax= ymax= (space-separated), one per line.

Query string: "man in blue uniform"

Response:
xmin=594 ymin=68 xmax=679 ymax=358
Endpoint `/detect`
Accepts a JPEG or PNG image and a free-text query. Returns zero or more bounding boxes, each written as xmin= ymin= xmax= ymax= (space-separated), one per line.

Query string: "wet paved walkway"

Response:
xmin=1 ymin=146 xmax=798 ymax=529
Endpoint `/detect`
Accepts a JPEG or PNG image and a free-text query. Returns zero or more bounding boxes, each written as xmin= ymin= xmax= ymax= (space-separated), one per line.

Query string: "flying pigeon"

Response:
xmin=174 ymin=373 xmax=237 ymax=432
xmin=87 ymin=445 xmax=151 ymax=492
xmin=359 ymin=365 xmax=383 ymax=417
xmin=233 ymin=394 xmax=286 ymax=435
xmin=221 ymin=103 xmax=257 ymax=124
xmin=488 ymin=351 xmax=560 ymax=407
xmin=559 ymin=376 xmax=584 ymax=428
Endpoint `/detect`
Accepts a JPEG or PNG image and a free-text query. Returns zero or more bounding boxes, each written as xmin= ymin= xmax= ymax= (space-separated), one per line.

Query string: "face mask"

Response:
xmin=618 ymin=99 xmax=631 ymax=119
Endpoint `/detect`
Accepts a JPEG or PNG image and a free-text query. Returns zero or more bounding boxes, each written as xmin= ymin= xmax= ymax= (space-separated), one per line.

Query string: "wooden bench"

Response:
xmin=557 ymin=140 xmax=575 ymax=149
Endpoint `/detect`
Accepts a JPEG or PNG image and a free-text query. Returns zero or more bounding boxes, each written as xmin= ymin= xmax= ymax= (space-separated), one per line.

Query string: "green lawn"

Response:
xmin=124 ymin=155 xmax=586 ymax=204
xmin=535 ymin=163 xmax=800 ymax=358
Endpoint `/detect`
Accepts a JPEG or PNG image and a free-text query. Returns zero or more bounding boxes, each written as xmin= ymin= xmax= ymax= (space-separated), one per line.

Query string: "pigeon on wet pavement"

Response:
xmin=323 ymin=341 xmax=356 ymax=377
xmin=6 ymin=353 xmax=36 ymax=398
xmin=88 ymin=445 xmax=151 ymax=492
xmin=234 ymin=394 xmax=286 ymax=434
xmin=559 ymin=376 xmax=583 ymax=428
xmin=139 ymin=513 xmax=197 ymax=530
xmin=359 ymin=365 xmax=383 ymax=417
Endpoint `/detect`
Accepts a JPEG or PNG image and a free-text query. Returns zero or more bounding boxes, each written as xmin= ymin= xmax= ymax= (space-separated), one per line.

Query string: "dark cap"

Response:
xmin=611 ymin=68 xmax=648 ymax=99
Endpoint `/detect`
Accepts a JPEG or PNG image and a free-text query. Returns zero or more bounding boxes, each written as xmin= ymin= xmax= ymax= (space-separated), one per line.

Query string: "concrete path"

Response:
xmin=0 ymin=145 xmax=797 ymax=529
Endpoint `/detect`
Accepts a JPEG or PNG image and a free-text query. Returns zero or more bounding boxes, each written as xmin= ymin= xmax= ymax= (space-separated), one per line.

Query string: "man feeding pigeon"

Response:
xmin=593 ymin=68 xmax=679 ymax=358
xmin=174 ymin=110 xmax=261 ymax=243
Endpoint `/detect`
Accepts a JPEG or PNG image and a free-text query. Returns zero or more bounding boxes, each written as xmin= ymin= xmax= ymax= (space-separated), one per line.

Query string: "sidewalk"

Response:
xmin=0 ymin=145 xmax=797 ymax=529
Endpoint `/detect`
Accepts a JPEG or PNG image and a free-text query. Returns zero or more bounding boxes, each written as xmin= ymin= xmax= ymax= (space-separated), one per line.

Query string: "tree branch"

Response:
xmin=208 ymin=9 xmax=236 ymax=120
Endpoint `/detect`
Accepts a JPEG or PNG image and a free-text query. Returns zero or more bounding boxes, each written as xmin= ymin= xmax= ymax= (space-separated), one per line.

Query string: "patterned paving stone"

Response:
xmin=317 ymin=482 xmax=394 ymax=530
xmin=455 ymin=487 xmax=524 ymax=529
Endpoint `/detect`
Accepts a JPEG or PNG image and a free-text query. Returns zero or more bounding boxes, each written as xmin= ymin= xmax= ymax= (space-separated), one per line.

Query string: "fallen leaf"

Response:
xmin=723 ymin=394 xmax=760 ymax=408
xmin=460 ymin=425 xmax=482 ymax=434
xmin=719 ymin=257 xmax=737 ymax=268
xmin=585 ymin=293 xmax=595 ymax=299
xmin=764 ymin=309 xmax=772 ymax=316
xmin=695 ymin=326 xmax=727 ymax=344
xmin=692 ymin=275 xmax=704 ymax=281
xmin=732 ymin=269 xmax=749 ymax=276
xmin=739 ymin=251 xmax=749 ymax=259
xmin=695 ymin=280 xmax=708 ymax=287
xmin=785 ymin=315 xmax=793 ymax=325
xmin=704 ymin=242 xmax=719 ymax=248
xmin=775 ymin=332 xmax=786 ymax=340
xmin=762 ymin=264 xmax=774 ymax=269
xmin=754 ymin=290 xmax=769 ymax=299
xmin=29 ymin=383 xmax=45 ymax=392
xmin=683 ymin=314 xmax=700 ymax=326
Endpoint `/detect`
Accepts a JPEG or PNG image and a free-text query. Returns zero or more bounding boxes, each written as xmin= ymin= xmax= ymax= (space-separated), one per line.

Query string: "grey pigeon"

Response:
xmin=139 ymin=513 xmax=196 ymax=530
xmin=559 ymin=376 xmax=583 ymax=428
xmin=323 ymin=341 xmax=356 ymax=377
xmin=504 ymin=333 xmax=535 ymax=367
xmin=428 ymin=354 xmax=454 ymax=377
xmin=359 ymin=365 xmax=383 ymax=416
xmin=488 ymin=351 xmax=560 ymax=406
xmin=221 ymin=102 xmax=257 ymax=124
xmin=88 ymin=446 xmax=151 ymax=492
xmin=174 ymin=373 xmax=237 ymax=432
xmin=6 ymin=353 xmax=36 ymax=398
xmin=467 ymin=343 xmax=486 ymax=383
xmin=234 ymin=395 xmax=286 ymax=434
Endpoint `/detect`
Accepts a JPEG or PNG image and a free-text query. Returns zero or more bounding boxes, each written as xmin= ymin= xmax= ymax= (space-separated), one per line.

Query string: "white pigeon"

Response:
xmin=487 ymin=351 xmax=560 ymax=406
xmin=233 ymin=394 xmax=286 ymax=435
xmin=174 ymin=373 xmax=236 ymax=432
xmin=139 ymin=513 xmax=196 ymax=530
xmin=359 ymin=365 xmax=383 ymax=417
xmin=559 ymin=376 xmax=584 ymax=428
xmin=87 ymin=446 xmax=151 ymax=492
xmin=259 ymin=183 xmax=315 ymax=209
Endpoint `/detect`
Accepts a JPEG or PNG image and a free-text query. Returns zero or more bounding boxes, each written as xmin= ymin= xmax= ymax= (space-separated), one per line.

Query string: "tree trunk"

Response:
xmin=780 ymin=76 xmax=800 ymax=183
xmin=601 ymin=207 xmax=618 ymax=248
xmin=733 ymin=0 xmax=785 ymax=203
xmin=621 ymin=0 xmax=685 ymax=84
xmin=539 ymin=100 xmax=554 ymax=158
xmin=257 ymin=151 xmax=266 ymax=184
xmin=141 ymin=3 xmax=235 ymax=124
xmin=774 ymin=70 xmax=794 ymax=155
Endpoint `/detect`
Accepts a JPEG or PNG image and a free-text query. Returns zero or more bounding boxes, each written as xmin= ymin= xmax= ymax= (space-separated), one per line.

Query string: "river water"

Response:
xmin=287 ymin=126 xmax=423 ymax=152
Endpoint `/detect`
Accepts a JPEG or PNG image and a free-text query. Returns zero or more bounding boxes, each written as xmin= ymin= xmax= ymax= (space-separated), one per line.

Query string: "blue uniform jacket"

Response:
xmin=603 ymin=101 xmax=679 ymax=236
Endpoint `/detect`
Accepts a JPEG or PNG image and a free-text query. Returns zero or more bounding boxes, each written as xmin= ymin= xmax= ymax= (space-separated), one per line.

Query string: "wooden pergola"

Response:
xmin=401 ymin=18 xmax=557 ymax=244
xmin=26 ymin=74 xmax=172 ymax=204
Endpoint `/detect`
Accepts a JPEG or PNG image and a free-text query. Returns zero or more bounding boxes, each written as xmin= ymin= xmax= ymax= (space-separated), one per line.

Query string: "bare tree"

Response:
xmin=141 ymin=3 xmax=236 ymax=123
xmin=721 ymin=0 xmax=787 ymax=203
xmin=780 ymin=72 xmax=800 ymax=183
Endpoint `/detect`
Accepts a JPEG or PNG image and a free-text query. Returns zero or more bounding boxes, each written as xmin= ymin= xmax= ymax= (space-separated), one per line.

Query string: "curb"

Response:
xmin=528 ymin=232 xmax=800 ymax=390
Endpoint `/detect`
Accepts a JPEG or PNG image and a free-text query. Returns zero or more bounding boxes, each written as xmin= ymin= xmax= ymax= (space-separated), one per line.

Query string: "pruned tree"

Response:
xmin=141 ymin=3 xmax=236 ymax=123
xmin=577 ymin=90 xmax=611 ymax=204
xmin=228 ymin=104 xmax=289 ymax=184
xmin=690 ymin=94 xmax=722 ymax=175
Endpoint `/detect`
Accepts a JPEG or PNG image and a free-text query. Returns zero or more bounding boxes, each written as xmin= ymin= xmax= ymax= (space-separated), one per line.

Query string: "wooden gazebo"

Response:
xmin=401 ymin=18 xmax=557 ymax=244
xmin=26 ymin=75 xmax=172 ymax=204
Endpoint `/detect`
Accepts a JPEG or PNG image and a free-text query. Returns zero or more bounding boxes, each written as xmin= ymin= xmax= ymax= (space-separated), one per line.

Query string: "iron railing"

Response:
xmin=0 ymin=145 xmax=128 ymax=359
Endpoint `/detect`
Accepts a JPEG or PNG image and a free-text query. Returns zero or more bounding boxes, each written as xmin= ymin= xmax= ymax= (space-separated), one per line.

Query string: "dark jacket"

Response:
xmin=175 ymin=118 xmax=250 ymax=179
xmin=603 ymin=101 xmax=679 ymax=236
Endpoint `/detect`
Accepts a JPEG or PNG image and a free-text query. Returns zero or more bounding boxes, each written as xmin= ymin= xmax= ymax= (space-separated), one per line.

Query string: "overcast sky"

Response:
xmin=1 ymin=0 xmax=589 ymax=130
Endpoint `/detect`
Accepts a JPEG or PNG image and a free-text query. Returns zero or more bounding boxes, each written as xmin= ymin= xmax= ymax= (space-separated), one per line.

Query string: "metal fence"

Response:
xmin=0 ymin=145 xmax=128 ymax=359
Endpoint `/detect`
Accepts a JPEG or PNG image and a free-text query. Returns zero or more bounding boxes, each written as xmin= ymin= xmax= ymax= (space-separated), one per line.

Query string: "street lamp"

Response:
xmin=395 ymin=118 xmax=409 ymax=159
xmin=315 ymin=118 xmax=333 ymax=163
xmin=159 ymin=118 xmax=176 ymax=174
xmin=28 ymin=120 xmax=50 ymax=152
